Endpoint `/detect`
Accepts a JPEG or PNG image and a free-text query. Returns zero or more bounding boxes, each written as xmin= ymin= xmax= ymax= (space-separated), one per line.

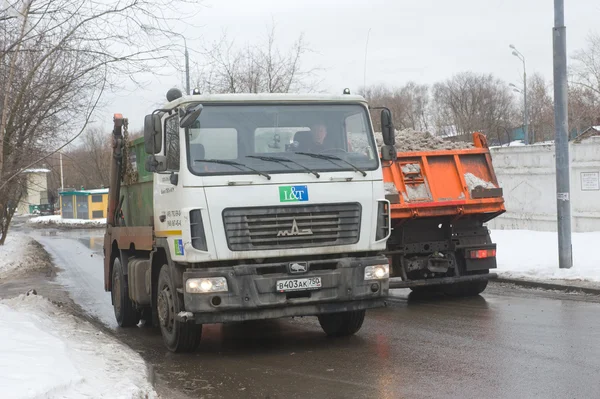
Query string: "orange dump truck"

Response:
xmin=380 ymin=131 xmax=505 ymax=296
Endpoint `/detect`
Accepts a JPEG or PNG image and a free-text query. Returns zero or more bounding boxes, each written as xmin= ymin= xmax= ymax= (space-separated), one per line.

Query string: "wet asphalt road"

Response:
xmin=5 ymin=220 xmax=600 ymax=399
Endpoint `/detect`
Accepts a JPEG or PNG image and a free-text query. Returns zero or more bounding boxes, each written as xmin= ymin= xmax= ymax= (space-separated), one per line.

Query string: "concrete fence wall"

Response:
xmin=487 ymin=136 xmax=600 ymax=232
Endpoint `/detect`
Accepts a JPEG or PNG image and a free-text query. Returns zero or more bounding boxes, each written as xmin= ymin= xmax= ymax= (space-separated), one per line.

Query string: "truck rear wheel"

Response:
xmin=318 ymin=310 xmax=366 ymax=337
xmin=112 ymin=257 xmax=140 ymax=327
xmin=410 ymin=286 xmax=442 ymax=294
xmin=443 ymin=270 xmax=489 ymax=297
xmin=157 ymin=265 xmax=202 ymax=353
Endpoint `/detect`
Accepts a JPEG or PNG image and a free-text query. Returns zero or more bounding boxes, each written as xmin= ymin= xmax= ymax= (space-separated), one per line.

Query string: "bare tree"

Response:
xmin=431 ymin=72 xmax=516 ymax=144
xmin=193 ymin=23 xmax=318 ymax=94
xmin=568 ymin=85 xmax=600 ymax=136
xmin=526 ymin=73 xmax=555 ymax=142
xmin=572 ymin=33 xmax=600 ymax=97
xmin=360 ymin=82 xmax=430 ymax=132
xmin=0 ymin=0 xmax=201 ymax=244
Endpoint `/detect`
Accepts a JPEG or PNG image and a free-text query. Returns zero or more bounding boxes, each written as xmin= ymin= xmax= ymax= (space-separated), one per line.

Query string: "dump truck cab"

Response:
xmin=104 ymin=90 xmax=392 ymax=352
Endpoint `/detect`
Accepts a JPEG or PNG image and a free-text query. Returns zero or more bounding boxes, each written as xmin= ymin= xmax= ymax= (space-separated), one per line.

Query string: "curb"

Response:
xmin=491 ymin=277 xmax=600 ymax=295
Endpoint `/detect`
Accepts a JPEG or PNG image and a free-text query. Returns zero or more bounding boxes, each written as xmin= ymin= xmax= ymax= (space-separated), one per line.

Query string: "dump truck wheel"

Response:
xmin=443 ymin=270 xmax=489 ymax=297
xmin=318 ymin=310 xmax=365 ymax=337
xmin=157 ymin=265 xmax=202 ymax=353
xmin=410 ymin=286 xmax=442 ymax=294
xmin=112 ymin=257 xmax=140 ymax=327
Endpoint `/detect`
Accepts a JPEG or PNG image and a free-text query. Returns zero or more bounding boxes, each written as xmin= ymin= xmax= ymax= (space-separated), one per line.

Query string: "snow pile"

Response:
xmin=464 ymin=172 xmax=496 ymax=190
xmin=28 ymin=215 xmax=106 ymax=228
xmin=374 ymin=129 xmax=474 ymax=152
xmin=384 ymin=182 xmax=398 ymax=195
xmin=0 ymin=294 xmax=157 ymax=399
xmin=490 ymin=140 xmax=526 ymax=148
xmin=492 ymin=230 xmax=600 ymax=283
xmin=0 ymin=234 xmax=49 ymax=278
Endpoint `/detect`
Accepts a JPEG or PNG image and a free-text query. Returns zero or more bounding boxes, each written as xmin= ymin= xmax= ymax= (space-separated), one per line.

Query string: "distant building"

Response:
xmin=59 ymin=188 xmax=109 ymax=220
xmin=573 ymin=125 xmax=600 ymax=143
xmin=17 ymin=169 xmax=50 ymax=215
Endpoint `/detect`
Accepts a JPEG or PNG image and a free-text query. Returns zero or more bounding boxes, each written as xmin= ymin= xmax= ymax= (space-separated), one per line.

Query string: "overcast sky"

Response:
xmin=96 ymin=0 xmax=600 ymax=133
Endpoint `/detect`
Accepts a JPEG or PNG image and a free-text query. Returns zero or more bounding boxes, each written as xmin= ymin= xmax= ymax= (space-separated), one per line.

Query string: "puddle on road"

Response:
xmin=36 ymin=228 xmax=105 ymax=253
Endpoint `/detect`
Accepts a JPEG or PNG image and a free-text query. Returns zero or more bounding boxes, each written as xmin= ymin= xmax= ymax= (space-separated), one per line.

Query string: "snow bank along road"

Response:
xmin=0 ymin=295 xmax=156 ymax=398
xmin=0 ymin=232 xmax=156 ymax=399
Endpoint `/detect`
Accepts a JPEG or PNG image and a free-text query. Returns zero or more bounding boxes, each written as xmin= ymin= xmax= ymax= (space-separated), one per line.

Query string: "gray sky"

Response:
xmin=96 ymin=0 xmax=600 ymax=133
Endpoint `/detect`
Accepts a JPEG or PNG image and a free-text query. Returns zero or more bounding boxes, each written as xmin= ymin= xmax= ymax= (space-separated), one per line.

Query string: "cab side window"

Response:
xmin=165 ymin=115 xmax=179 ymax=171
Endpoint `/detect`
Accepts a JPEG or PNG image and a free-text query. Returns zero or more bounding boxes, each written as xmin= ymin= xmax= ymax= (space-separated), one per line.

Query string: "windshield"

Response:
xmin=185 ymin=103 xmax=378 ymax=177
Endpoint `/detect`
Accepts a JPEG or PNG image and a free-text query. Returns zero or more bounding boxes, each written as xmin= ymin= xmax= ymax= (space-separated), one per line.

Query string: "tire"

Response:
xmin=410 ymin=286 xmax=442 ymax=294
xmin=111 ymin=257 xmax=140 ymax=327
xmin=318 ymin=310 xmax=366 ymax=337
xmin=157 ymin=265 xmax=202 ymax=353
xmin=443 ymin=270 xmax=489 ymax=297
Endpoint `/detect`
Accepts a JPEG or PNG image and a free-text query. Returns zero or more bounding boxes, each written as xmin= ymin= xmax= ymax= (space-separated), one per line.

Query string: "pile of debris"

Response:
xmin=374 ymin=129 xmax=474 ymax=152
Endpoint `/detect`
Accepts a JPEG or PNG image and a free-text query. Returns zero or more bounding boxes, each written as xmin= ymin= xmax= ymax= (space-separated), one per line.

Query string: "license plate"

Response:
xmin=276 ymin=277 xmax=322 ymax=292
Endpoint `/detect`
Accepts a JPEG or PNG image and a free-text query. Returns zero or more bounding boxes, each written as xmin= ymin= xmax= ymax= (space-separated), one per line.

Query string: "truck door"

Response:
xmin=154 ymin=113 xmax=185 ymax=258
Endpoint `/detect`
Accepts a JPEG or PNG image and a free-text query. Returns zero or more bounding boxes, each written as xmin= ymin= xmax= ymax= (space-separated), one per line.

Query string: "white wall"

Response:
xmin=488 ymin=136 xmax=600 ymax=232
xmin=17 ymin=172 xmax=48 ymax=214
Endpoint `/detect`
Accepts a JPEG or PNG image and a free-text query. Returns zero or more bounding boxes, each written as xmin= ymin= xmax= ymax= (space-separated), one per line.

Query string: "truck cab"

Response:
xmin=104 ymin=90 xmax=391 ymax=352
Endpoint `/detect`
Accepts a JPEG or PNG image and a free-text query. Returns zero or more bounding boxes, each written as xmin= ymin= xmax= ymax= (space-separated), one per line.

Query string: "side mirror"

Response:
xmin=180 ymin=104 xmax=203 ymax=128
xmin=381 ymin=109 xmax=394 ymax=146
xmin=145 ymin=155 xmax=167 ymax=173
xmin=144 ymin=114 xmax=162 ymax=154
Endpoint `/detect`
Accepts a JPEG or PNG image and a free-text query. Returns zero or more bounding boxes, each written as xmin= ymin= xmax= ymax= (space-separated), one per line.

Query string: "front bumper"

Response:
xmin=181 ymin=256 xmax=389 ymax=324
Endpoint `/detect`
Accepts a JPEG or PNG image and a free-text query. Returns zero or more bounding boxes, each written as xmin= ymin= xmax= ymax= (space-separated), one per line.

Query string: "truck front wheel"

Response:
xmin=318 ymin=310 xmax=366 ymax=337
xmin=157 ymin=265 xmax=202 ymax=353
xmin=112 ymin=257 xmax=140 ymax=327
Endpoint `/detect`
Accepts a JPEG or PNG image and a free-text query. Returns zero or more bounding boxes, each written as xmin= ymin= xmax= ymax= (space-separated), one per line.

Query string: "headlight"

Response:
xmin=364 ymin=264 xmax=389 ymax=280
xmin=186 ymin=277 xmax=228 ymax=293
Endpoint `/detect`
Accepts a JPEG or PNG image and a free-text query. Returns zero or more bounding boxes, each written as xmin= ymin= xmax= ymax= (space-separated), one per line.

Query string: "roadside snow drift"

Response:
xmin=0 ymin=235 xmax=48 ymax=278
xmin=27 ymin=215 xmax=106 ymax=228
xmin=0 ymin=294 xmax=156 ymax=399
xmin=492 ymin=230 xmax=600 ymax=283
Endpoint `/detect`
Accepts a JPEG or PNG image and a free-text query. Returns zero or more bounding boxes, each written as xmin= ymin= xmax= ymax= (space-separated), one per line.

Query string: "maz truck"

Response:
xmin=103 ymin=89 xmax=393 ymax=352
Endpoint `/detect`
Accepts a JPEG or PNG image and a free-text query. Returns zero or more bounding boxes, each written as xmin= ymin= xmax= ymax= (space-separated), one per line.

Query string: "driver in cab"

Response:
xmin=293 ymin=123 xmax=330 ymax=152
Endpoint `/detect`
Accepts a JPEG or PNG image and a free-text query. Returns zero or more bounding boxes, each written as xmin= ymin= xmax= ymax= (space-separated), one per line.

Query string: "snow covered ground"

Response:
xmin=0 ymin=294 xmax=157 ymax=399
xmin=492 ymin=229 xmax=600 ymax=284
xmin=0 ymin=232 xmax=156 ymax=398
xmin=27 ymin=215 xmax=106 ymax=228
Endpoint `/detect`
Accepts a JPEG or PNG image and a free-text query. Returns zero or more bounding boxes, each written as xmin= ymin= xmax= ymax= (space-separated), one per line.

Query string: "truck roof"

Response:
xmin=162 ymin=93 xmax=368 ymax=110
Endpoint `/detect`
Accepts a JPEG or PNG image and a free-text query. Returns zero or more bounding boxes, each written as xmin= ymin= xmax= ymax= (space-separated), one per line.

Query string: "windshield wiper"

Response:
xmin=295 ymin=152 xmax=367 ymax=177
xmin=246 ymin=155 xmax=320 ymax=178
xmin=194 ymin=159 xmax=271 ymax=180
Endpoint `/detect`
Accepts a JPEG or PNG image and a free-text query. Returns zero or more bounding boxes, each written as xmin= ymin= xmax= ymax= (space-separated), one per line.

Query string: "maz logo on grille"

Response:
xmin=277 ymin=219 xmax=313 ymax=237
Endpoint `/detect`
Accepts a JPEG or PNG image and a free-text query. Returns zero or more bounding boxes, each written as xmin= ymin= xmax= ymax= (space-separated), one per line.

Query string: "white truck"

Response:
xmin=103 ymin=89 xmax=392 ymax=352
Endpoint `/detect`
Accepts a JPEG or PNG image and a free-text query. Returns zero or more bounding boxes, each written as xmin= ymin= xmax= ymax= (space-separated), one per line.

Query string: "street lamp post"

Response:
xmin=183 ymin=37 xmax=190 ymax=96
xmin=141 ymin=25 xmax=190 ymax=95
xmin=509 ymin=45 xmax=529 ymax=145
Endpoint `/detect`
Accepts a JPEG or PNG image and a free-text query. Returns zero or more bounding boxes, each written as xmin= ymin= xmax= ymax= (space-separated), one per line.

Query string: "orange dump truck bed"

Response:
xmin=382 ymin=133 xmax=505 ymax=223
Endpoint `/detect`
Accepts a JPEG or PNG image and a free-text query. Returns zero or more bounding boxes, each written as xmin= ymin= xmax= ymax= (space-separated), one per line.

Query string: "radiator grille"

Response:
xmin=222 ymin=203 xmax=361 ymax=251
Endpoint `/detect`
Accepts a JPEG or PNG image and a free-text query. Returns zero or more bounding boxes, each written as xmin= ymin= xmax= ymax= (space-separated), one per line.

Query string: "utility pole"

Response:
xmin=553 ymin=0 xmax=572 ymax=269
xmin=509 ymin=45 xmax=529 ymax=144
xmin=363 ymin=28 xmax=371 ymax=89
xmin=59 ymin=152 xmax=64 ymax=191
xmin=185 ymin=43 xmax=190 ymax=95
